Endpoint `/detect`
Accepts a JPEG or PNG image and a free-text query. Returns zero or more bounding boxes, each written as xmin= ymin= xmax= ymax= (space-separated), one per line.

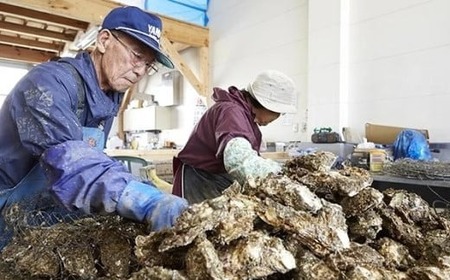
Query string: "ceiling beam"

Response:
xmin=0 ymin=0 xmax=208 ymax=47
xmin=0 ymin=44 xmax=55 ymax=63
xmin=0 ymin=21 xmax=76 ymax=42
xmin=0 ymin=34 xmax=63 ymax=52
xmin=0 ymin=2 xmax=89 ymax=30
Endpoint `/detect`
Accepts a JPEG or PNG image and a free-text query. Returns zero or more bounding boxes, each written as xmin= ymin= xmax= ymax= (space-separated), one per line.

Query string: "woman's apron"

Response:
xmin=173 ymin=156 xmax=234 ymax=205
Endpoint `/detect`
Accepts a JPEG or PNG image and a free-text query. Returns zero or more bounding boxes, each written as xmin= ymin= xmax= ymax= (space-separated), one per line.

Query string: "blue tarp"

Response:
xmin=145 ymin=0 xmax=209 ymax=26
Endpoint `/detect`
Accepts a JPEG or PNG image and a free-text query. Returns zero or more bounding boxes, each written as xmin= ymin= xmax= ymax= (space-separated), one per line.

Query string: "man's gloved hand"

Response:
xmin=116 ymin=180 xmax=188 ymax=231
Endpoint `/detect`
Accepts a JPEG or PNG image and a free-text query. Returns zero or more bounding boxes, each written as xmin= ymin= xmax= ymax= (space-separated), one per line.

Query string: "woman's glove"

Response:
xmin=116 ymin=180 xmax=188 ymax=231
xmin=224 ymin=137 xmax=282 ymax=184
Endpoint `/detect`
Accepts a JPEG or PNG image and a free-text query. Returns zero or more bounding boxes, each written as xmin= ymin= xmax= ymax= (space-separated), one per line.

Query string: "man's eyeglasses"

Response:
xmin=110 ymin=31 xmax=158 ymax=74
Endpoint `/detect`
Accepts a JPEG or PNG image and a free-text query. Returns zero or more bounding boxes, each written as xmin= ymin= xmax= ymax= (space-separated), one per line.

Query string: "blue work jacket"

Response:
xmin=0 ymin=52 xmax=134 ymax=214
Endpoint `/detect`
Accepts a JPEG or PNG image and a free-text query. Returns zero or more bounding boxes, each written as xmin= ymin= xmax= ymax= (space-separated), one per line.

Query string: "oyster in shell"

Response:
xmin=296 ymin=167 xmax=372 ymax=198
xmin=130 ymin=266 xmax=187 ymax=280
xmin=378 ymin=207 xmax=425 ymax=258
xmin=219 ymin=231 xmax=296 ymax=279
xmin=159 ymin=193 xmax=259 ymax=251
xmin=340 ymin=187 xmax=384 ymax=217
xmin=242 ymin=174 xmax=323 ymax=213
xmin=326 ymin=242 xmax=385 ymax=272
xmin=293 ymin=250 xmax=340 ymax=280
xmin=347 ymin=209 xmax=383 ymax=241
xmin=384 ymin=189 xmax=444 ymax=231
xmin=185 ymin=234 xmax=227 ymax=280
xmin=256 ymin=198 xmax=350 ymax=257
xmin=283 ymin=151 xmax=337 ymax=172
xmin=420 ymin=229 xmax=450 ymax=265
xmin=134 ymin=230 xmax=186 ymax=269
xmin=374 ymin=237 xmax=415 ymax=270
xmin=407 ymin=256 xmax=450 ymax=279
xmin=345 ymin=265 xmax=410 ymax=280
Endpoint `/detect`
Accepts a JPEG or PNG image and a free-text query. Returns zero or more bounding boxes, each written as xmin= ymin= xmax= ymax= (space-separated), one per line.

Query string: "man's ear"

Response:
xmin=96 ymin=30 xmax=112 ymax=54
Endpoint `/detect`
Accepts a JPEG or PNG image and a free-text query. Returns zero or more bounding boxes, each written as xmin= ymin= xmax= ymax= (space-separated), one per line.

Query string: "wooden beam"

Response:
xmin=0 ymin=21 xmax=76 ymax=42
xmin=0 ymin=2 xmax=89 ymax=30
xmin=0 ymin=0 xmax=117 ymax=25
xmin=161 ymin=36 xmax=206 ymax=96
xmin=161 ymin=17 xmax=209 ymax=48
xmin=0 ymin=0 xmax=209 ymax=47
xmin=117 ymin=85 xmax=138 ymax=141
xmin=0 ymin=44 xmax=55 ymax=63
xmin=199 ymin=46 xmax=210 ymax=96
xmin=0 ymin=34 xmax=63 ymax=52
xmin=173 ymin=42 xmax=191 ymax=52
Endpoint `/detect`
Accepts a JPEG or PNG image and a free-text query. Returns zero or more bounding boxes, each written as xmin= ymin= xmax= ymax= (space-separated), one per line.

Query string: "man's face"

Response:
xmin=100 ymin=30 xmax=157 ymax=92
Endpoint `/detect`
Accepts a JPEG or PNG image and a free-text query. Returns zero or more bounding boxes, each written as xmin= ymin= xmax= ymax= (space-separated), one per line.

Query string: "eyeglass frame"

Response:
xmin=109 ymin=30 xmax=158 ymax=74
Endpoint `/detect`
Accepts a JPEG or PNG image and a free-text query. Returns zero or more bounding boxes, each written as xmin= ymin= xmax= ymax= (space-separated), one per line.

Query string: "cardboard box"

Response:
xmin=365 ymin=123 xmax=429 ymax=145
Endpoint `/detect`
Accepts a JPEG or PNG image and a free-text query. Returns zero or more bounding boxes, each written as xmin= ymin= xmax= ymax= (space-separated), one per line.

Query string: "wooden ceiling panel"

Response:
xmin=0 ymin=2 xmax=89 ymax=63
xmin=0 ymin=0 xmax=210 ymax=97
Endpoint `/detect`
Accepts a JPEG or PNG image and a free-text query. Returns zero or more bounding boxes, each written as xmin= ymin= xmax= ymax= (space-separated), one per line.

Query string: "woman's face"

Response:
xmin=252 ymin=107 xmax=281 ymax=126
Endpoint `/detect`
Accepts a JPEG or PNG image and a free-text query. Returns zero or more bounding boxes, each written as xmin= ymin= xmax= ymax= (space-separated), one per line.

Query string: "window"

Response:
xmin=0 ymin=61 xmax=30 ymax=108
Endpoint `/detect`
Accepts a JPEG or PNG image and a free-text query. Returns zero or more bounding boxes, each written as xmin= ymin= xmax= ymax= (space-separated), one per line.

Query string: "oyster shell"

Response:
xmin=384 ymin=189 xmax=444 ymax=231
xmin=130 ymin=266 xmax=187 ymax=280
xmin=219 ymin=231 xmax=296 ymax=279
xmin=326 ymin=242 xmax=385 ymax=272
xmin=347 ymin=209 xmax=383 ymax=241
xmin=256 ymin=198 xmax=350 ymax=256
xmin=293 ymin=250 xmax=340 ymax=280
xmin=159 ymin=193 xmax=259 ymax=251
xmin=345 ymin=265 xmax=410 ymax=280
xmin=283 ymin=151 xmax=337 ymax=172
xmin=340 ymin=187 xmax=384 ymax=217
xmin=374 ymin=237 xmax=415 ymax=270
xmin=185 ymin=234 xmax=227 ymax=280
xmin=243 ymin=174 xmax=323 ymax=213
xmin=295 ymin=166 xmax=372 ymax=199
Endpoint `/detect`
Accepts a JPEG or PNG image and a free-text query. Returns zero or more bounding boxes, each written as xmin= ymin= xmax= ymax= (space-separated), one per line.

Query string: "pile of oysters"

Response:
xmin=133 ymin=152 xmax=450 ymax=279
xmin=2 ymin=151 xmax=450 ymax=279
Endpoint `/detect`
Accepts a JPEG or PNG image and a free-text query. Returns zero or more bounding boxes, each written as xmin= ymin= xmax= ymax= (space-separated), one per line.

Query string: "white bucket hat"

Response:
xmin=247 ymin=70 xmax=297 ymax=114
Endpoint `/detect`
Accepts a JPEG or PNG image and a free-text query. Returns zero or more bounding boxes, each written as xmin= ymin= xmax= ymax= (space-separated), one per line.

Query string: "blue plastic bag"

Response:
xmin=393 ymin=129 xmax=432 ymax=161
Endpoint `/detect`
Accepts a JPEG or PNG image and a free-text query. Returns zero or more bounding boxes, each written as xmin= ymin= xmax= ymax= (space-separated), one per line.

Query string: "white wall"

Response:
xmin=0 ymin=61 xmax=30 ymax=108
xmin=208 ymin=0 xmax=309 ymax=143
xmin=307 ymin=0 xmax=348 ymax=139
xmin=347 ymin=0 xmax=450 ymax=142
xmin=307 ymin=0 xmax=450 ymax=142
xmin=207 ymin=0 xmax=450 ymax=144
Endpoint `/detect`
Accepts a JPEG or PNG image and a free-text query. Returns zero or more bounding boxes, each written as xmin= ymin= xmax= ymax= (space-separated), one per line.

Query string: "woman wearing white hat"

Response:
xmin=173 ymin=70 xmax=298 ymax=204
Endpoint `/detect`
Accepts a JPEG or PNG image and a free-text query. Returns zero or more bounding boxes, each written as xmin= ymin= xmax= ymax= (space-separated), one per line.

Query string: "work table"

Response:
xmin=106 ymin=149 xmax=448 ymax=205
xmin=371 ymin=173 xmax=450 ymax=206
xmin=105 ymin=149 xmax=290 ymax=162
xmin=105 ymin=149 xmax=179 ymax=162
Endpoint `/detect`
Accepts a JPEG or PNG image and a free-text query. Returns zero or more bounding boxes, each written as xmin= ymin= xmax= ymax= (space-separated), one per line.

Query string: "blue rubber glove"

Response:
xmin=116 ymin=180 xmax=188 ymax=231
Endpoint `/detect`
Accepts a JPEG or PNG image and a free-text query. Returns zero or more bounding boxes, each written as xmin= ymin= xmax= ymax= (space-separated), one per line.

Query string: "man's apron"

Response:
xmin=0 ymin=127 xmax=104 ymax=250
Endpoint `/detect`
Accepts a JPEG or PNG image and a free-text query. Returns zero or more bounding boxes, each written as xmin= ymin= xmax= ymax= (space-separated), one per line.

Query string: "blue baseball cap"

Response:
xmin=102 ymin=6 xmax=174 ymax=69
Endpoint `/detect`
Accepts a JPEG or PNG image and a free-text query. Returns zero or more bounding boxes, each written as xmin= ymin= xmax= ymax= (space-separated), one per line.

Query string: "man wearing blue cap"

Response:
xmin=0 ymin=6 xmax=187 ymax=250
